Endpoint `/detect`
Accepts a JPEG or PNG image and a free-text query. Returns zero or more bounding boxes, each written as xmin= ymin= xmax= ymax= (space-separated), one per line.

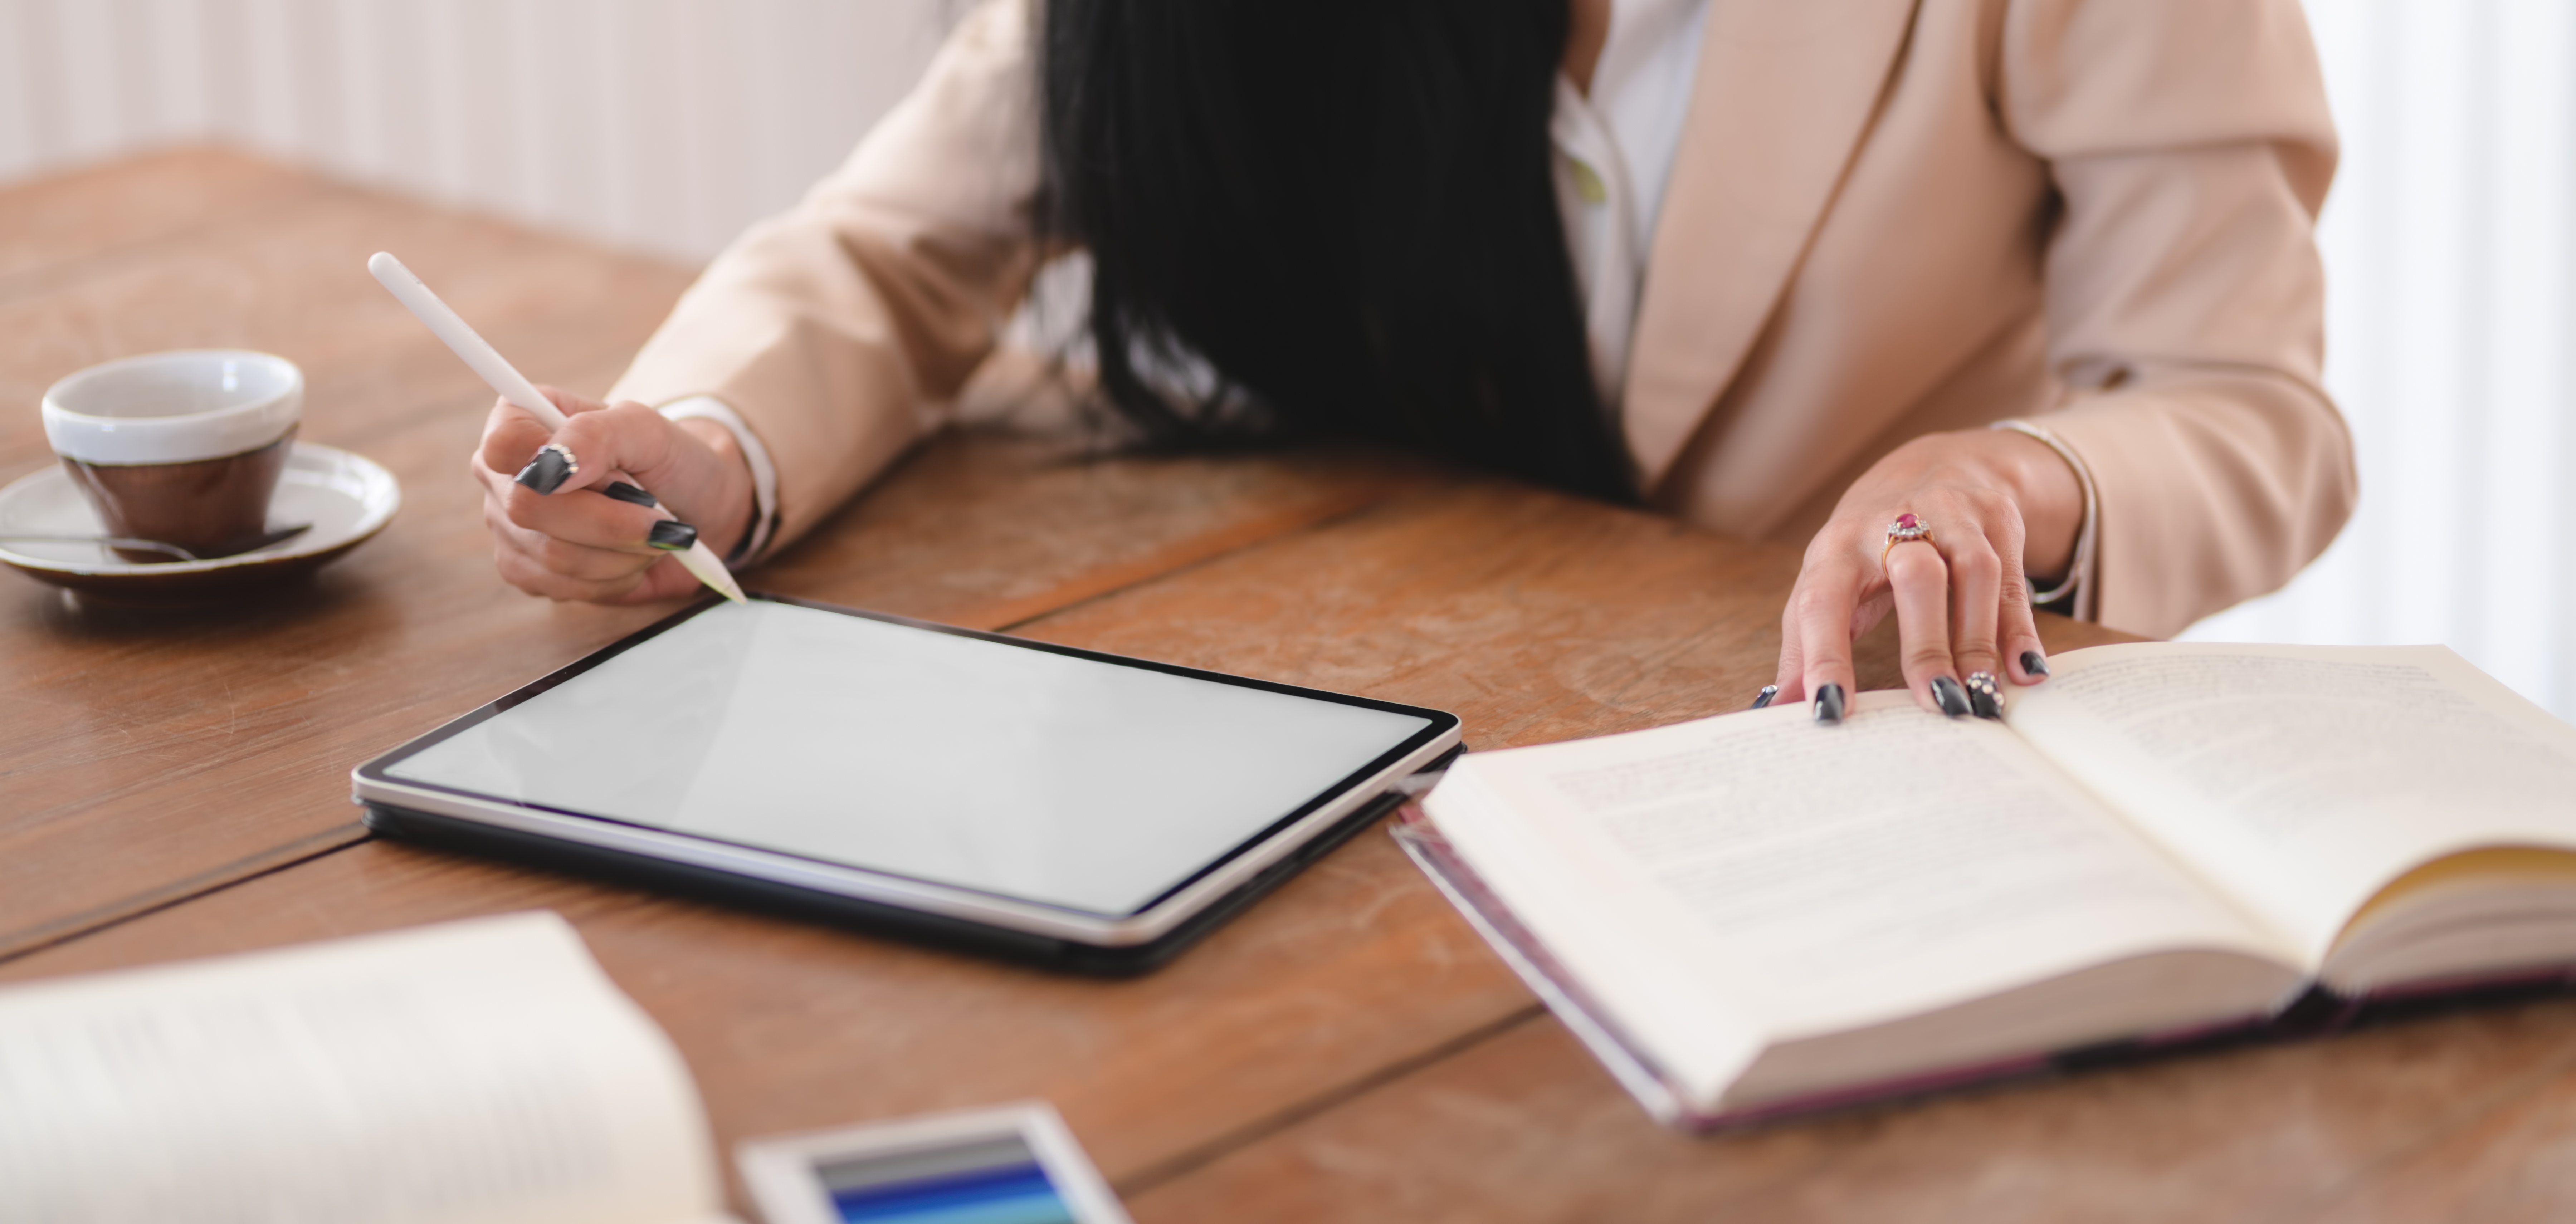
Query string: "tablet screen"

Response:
xmin=380 ymin=598 xmax=1437 ymax=916
xmin=815 ymin=1135 xmax=1072 ymax=1223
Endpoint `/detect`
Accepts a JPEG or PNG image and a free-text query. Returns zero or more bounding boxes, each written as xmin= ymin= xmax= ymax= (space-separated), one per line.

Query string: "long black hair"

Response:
xmin=1037 ymin=0 xmax=1637 ymax=504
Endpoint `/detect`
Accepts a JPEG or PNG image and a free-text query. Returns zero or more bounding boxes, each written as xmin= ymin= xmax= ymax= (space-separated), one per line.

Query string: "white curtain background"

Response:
xmin=0 ymin=0 xmax=953 ymax=261
xmin=2181 ymin=1 xmax=2576 ymax=727
xmin=3 ymin=0 xmax=2571 ymax=719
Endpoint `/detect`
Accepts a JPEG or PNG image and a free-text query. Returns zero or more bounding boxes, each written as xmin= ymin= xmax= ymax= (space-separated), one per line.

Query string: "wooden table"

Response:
xmin=5 ymin=151 xmax=2572 ymax=1223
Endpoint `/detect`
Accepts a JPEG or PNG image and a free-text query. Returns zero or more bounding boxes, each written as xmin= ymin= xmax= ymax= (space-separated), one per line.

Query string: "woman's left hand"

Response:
xmin=1768 ymin=428 xmax=2085 ymax=722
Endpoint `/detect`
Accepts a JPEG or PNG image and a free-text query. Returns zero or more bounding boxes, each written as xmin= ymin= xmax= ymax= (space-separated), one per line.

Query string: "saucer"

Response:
xmin=0 ymin=442 xmax=400 ymax=601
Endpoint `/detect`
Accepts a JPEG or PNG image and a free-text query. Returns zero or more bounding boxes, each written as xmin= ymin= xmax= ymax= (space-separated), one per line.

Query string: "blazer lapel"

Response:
xmin=1622 ymin=0 xmax=1921 ymax=490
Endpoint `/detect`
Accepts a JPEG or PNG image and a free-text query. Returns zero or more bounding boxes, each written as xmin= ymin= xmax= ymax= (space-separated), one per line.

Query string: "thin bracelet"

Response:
xmin=659 ymin=395 xmax=780 ymax=565
xmin=1990 ymin=418 xmax=2097 ymax=621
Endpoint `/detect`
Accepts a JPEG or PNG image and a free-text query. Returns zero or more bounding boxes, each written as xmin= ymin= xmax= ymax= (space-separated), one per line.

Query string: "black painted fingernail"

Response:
xmin=514 ymin=443 xmax=576 ymax=494
xmin=1751 ymin=685 xmax=1778 ymax=710
xmin=1814 ymin=683 xmax=1845 ymax=725
xmin=600 ymin=480 xmax=657 ymax=508
xmin=647 ymin=520 xmax=698 ymax=551
xmin=1931 ymin=675 xmax=1972 ymax=718
xmin=1965 ymin=671 xmax=2002 ymax=719
xmin=2021 ymin=650 xmax=2050 ymax=678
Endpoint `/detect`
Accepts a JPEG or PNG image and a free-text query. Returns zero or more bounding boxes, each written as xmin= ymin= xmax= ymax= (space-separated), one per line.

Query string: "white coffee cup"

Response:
xmin=41 ymin=350 xmax=304 ymax=561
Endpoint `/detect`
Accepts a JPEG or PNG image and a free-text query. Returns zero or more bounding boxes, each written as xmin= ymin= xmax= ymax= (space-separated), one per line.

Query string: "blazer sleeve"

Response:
xmin=609 ymin=0 xmax=1044 ymax=550
xmin=1999 ymin=0 xmax=2356 ymax=637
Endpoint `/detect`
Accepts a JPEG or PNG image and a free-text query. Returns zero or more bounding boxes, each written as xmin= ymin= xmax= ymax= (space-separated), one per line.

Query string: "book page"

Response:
xmin=0 ymin=912 xmax=727 ymax=1224
xmin=1427 ymin=692 xmax=2288 ymax=1102
xmin=2006 ymin=644 xmax=2576 ymax=966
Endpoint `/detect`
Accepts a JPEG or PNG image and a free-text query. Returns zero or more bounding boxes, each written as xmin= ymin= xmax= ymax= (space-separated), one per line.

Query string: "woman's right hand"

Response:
xmin=471 ymin=386 xmax=756 ymax=603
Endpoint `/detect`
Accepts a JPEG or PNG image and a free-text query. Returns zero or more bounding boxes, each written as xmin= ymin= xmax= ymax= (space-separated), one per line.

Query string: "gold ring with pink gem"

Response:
xmin=1881 ymin=512 xmax=1935 ymax=574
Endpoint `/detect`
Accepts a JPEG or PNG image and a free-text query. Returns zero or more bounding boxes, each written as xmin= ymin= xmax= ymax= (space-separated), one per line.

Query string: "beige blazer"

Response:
xmin=612 ymin=0 xmax=2352 ymax=639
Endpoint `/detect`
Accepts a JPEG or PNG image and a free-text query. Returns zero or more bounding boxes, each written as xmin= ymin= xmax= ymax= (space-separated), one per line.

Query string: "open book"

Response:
xmin=1402 ymin=643 xmax=2576 ymax=1127
xmin=0 ymin=912 xmax=734 ymax=1224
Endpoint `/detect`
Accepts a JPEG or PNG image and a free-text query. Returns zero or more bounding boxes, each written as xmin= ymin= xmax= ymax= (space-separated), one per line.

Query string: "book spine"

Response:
xmin=1389 ymin=819 xmax=1698 ymax=1127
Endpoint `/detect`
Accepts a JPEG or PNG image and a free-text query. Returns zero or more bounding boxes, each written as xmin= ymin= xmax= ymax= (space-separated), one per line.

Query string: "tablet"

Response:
xmin=352 ymin=594 xmax=1460 ymax=972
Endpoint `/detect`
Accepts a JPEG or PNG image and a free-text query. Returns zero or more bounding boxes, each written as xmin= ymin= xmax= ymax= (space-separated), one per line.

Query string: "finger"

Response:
xmin=484 ymin=496 xmax=658 ymax=581
xmin=530 ymin=530 xmax=669 ymax=582
xmin=1782 ymin=567 xmax=1885 ymax=701
xmin=494 ymin=547 xmax=643 ymax=602
xmin=519 ymin=398 xmax=691 ymax=500
xmin=478 ymin=410 xmax=553 ymax=484
xmin=484 ymin=501 xmax=651 ymax=602
xmin=624 ymin=554 xmax=713 ymax=602
xmin=1772 ymin=597 xmax=1806 ymax=706
xmin=497 ymin=478 xmax=673 ymax=553
xmin=494 ymin=539 xmax=702 ymax=606
xmin=1776 ymin=570 xmax=1893 ymax=705
xmin=1887 ymin=539 xmax=1968 ymax=717
xmin=484 ymin=498 xmax=702 ymax=604
xmin=2011 ymin=637 xmax=2053 ymax=686
xmin=1947 ymin=533 xmax=2007 ymax=719
xmin=1791 ymin=557 xmax=1866 ymax=724
xmin=1995 ymin=524 xmax=2051 ymax=689
xmin=475 ymin=387 xmax=608 ymax=479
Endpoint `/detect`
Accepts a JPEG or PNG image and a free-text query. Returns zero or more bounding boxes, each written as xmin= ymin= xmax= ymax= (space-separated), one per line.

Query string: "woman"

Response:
xmin=475 ymin=0 xmax=2354 ymax=724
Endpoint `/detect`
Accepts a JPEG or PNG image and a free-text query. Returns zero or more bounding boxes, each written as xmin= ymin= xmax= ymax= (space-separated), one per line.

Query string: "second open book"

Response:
xmin=1403 ymin=643 xmax=2576 ymax=1127
xmin=0 ymin=913 xmax=733 ymax=1224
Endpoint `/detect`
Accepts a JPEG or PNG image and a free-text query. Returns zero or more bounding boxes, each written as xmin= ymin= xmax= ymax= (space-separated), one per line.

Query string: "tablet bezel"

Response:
xmin=351 ymin=593 xmax=1462 ymax=949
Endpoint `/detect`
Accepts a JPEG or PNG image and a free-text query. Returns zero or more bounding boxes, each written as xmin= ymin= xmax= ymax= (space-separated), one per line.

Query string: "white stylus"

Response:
xmin=367 ymin=251 xmax=747 ymax=604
